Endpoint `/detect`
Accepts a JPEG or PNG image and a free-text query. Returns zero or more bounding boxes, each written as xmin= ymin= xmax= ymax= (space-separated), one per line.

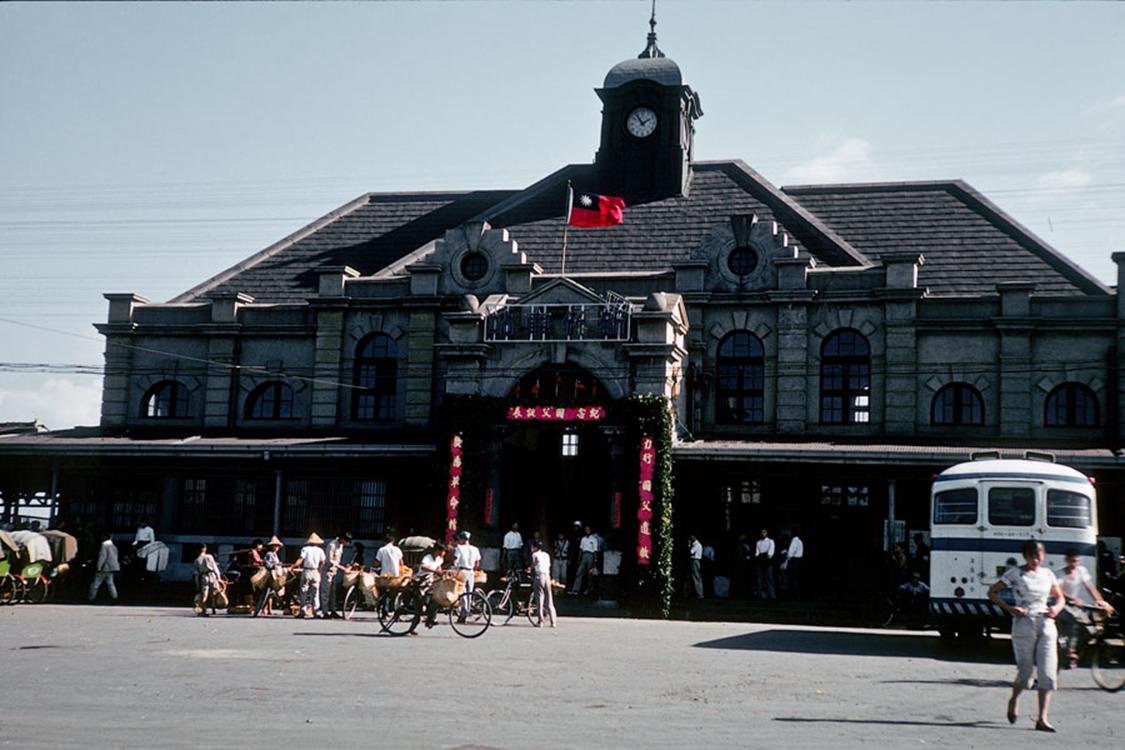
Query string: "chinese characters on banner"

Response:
xmin=506 ymin=405 xmax=606 ymax=422
xmin=637 ymin=434 xmax=655 ymax=565
xmin=446 ymin=435 xmax=463 ymax=544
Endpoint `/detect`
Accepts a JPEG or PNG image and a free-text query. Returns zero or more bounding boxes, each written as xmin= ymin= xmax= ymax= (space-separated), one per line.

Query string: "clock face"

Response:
xmin=626 ymin=107 xmax=658 ymax=138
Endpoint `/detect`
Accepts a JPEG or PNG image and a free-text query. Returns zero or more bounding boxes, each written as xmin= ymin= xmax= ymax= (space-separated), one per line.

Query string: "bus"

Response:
xmin=929 ymin=453 xmax=1098 ymax=638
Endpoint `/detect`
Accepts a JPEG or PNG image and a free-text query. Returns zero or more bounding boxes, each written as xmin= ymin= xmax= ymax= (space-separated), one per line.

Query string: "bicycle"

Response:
xmin=485 ymin=571 xmax=538 ymax=626
xmin=253 ymin=569 xmax=297 ymax=617
xmin=342 ymin=568 xmax=381 ymax=621
xmin=377 ymin=575 xmax=492 ymax=638
xmin=1081 ymin=590 xmax=1124 ymax=693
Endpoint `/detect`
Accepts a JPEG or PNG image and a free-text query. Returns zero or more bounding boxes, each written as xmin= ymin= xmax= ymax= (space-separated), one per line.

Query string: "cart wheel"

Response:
xmin=379 ymin=589 xmax=421 ymax=636
xmin=1092 ymin=632 xmax=1125 ymax=692
xmin=0 ymin=576 xmax=18 ymax=605
xmin=449 ymin=589 xmax=491 ymax=638
xmin=486 ymin=589 xmax=514 ymax=625
xmin=24 ymin=578 xmax=48 ymax=604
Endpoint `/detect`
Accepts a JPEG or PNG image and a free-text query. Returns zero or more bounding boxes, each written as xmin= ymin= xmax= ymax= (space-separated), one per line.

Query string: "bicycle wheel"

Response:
xmin=343 ymin=585 xmax=365 ymax=621
xmin=449 ymin=589 xmax=491 ymax=638
xmin=379 ymin=589 xmax=422 ymax=636
xmin=525 ymin=593 xmax=540 ymax=626
xmin=1092 ymin=631 xmax=1125 ymax=692
xmin=486 ymin=589 xmax=514 ymax=625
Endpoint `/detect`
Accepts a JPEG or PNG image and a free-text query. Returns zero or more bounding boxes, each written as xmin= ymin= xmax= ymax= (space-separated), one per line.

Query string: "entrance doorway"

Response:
xmin=500 ymin=423 xmax=614 ymax=540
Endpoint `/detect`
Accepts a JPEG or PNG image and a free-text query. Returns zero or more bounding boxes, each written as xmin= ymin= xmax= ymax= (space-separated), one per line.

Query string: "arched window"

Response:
xmin=352 ymin=334 xmax=397 ymax=421
xmin=1045 ymin=383 xmax=1099 ymax=427
xmin=820 ymin=330 xmax=870 ymax=424
xmin=931 ymin=383 xmax=984 ymax=426
xmin=246 ymin=382 xmax=295 ymax=420
xmin=142 ymin=380 xmax=190 ymax=419
xmin=716 ymin=331 xmax=765 ymax=424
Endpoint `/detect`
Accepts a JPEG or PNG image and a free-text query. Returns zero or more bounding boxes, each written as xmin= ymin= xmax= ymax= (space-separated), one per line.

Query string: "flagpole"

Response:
xmin=561 ymin=181 xmax=572 ymax=277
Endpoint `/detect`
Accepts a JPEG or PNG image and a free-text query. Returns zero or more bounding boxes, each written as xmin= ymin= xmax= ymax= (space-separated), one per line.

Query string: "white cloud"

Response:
xmin=0 ymin=378 xmax=103 ymax=431
xmin=1084 ymin=92 xmax=1125 ymax=116
xmin=1037 ymin=167 xmax=1092 ymax=191
xmin=784 ymin=137 xmax=880 ymax=184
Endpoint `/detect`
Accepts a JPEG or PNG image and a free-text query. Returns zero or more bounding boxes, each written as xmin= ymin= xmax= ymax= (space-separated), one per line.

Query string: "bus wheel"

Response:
xmin=938 ymin=620 xmax=957 ymax=641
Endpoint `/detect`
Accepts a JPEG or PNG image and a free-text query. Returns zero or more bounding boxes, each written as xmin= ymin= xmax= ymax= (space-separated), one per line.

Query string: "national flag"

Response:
xmin=567 ymin=187 xmax=625 ymax=228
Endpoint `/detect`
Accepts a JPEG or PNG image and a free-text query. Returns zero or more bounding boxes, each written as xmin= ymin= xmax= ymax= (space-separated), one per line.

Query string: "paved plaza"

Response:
xmin=1 ymin=605 xmax=1121 ymax=749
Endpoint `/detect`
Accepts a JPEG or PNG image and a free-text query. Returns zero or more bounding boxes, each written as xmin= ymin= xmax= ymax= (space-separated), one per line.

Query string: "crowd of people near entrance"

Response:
xmin=188 ymin=524 xmax=566 ymax=629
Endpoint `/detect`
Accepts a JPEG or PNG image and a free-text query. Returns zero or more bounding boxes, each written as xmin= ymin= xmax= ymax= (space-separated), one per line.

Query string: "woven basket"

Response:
xmin=473 ymin=570 xmax=488 ymax=585
xmin=430 ymin=577 xmax=465 ymax=608
xmin=375 ymin=574 xmax=409 ymax=590
xmin=342 ymin=569 xmax=360 ymax=589
xmin=250 ymin=568 xmax=270 ymax=591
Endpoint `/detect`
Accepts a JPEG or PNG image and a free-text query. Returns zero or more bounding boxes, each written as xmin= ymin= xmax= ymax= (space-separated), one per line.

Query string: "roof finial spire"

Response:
xmin=638 ymin=0 xmax=664 ymax=59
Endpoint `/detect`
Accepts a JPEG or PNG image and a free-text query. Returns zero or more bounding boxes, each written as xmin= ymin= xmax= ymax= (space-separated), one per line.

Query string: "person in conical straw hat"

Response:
xmin=289 ymin=533 xmax=326 ymax=617
xmin=260 ymin=536 xmax=285 ymax=615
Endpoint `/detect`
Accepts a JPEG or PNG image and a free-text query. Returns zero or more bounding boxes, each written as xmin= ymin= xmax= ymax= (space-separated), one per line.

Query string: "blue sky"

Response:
xmin=2 ymin=1 xmax=1124 ymax=429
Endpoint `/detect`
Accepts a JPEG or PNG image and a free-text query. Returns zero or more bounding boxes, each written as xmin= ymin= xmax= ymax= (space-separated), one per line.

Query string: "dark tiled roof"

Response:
xmin=173 ymin=190 xmax=514 ymax=303
xmin=783 ymin=181 xmax=1109 ymax=297
xmin=173 ymin=168 xmax=1108 ymax=304
xmin=479 ymin=161 xmax=868 ymax=274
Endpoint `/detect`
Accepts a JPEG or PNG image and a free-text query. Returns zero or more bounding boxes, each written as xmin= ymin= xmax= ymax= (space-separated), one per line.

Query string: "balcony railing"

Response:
xmin=484 ymin=294 xmax=633 ymax=343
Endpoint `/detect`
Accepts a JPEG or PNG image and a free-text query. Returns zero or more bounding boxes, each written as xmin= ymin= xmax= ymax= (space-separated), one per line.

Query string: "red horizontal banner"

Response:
xmin=507 ymin=405 xmax=606 ymax=421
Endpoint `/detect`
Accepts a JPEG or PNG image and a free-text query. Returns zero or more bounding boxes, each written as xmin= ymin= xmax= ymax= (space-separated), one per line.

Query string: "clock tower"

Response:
xmin=593 ymin=15 xmax=703 ymax=203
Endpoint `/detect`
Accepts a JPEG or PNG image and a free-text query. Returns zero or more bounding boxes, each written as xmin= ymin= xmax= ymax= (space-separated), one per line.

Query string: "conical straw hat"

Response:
xmin=305 ymin=532 xmax=324 ymax=545
xmin=267 ymin=536 xmax=283 ymax=548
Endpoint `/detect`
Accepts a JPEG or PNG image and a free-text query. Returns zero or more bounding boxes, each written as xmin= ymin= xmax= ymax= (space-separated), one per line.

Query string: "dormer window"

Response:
xmin=727 ymin=247 xmax=758 ymax=277
xmin=460 ymin=252 xmax=488 ymax=282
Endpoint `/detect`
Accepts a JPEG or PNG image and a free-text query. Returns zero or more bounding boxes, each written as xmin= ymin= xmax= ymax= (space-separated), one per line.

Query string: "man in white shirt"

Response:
xmin=755 ymin=528 xmax=776 ymax=600
xmin=452 ymin=530 xmax=481 ymax=621
xmin=375 ymin=533 xmax=404 ymax=577
xmin=530 ymin=538 xmax=556 ymax=627
xmin=320 ymin=532 xmax=351 ymax=619
xmin=688 ymin=534 xmax=704 ymax=599
xmin=502 ymin=522 xmax=524 ymax=576
xmin=289 ymin=532 xmax=326 ymax=618
xmin=570 ymin=525 xmax=600 ymax=596
xmin=785 ymin=528 xmax=804 ymax=600
xmin=87 ymin=533 xmax=120 ymax=603
xmin=133 ymin=518 xmax=155 ymax=549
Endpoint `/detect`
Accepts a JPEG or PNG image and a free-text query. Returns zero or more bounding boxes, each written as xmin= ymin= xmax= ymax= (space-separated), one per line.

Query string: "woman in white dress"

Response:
xmin=988 ymin=540 xmax=1065 ymax=732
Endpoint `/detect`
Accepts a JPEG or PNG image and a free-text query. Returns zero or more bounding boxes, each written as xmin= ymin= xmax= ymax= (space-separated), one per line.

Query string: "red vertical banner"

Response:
xmin=484 ymin=488 xmax=494 ymax=529
xmin=612 ymin=491 xmax=622 ymax=529
xmin=637 ymin=435 xmax=655 ymax=565
xmin=446 ymin=434 xmax=463 ymax=544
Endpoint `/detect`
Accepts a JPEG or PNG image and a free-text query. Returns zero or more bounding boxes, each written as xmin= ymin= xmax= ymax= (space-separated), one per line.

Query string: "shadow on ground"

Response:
xmin=773 ymin=717 xmax=1006 ymax=730
xmin=694 ymin=628 xmax=1012 ymax=664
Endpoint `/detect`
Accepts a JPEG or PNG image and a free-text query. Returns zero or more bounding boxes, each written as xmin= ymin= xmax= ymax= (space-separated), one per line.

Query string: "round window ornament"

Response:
xmin=727 ymin=246 xmax=759 ymax=277
xmin=460 ymin=252 xmax=489 ymax=282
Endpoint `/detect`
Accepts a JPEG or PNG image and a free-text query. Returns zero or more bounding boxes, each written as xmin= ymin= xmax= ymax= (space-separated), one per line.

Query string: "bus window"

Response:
xmin=934 ymin=488 xmax=977 ymax=524
xmin=988 ymin=487 xmax=1035 ymax=526
xmin=1046 ymin=489 xmax=1091 ymax=528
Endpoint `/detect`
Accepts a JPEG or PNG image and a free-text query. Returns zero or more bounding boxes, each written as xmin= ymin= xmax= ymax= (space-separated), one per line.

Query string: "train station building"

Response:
xmin=2 ymin=25 xmax=1123 ymax=593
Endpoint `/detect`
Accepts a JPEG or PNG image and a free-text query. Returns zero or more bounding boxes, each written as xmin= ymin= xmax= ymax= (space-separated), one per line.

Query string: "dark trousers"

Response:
xmin=755 ymin=558 xmax=775 ymax=599
xmin=787 ymin=558 xmax=802 ymax=600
